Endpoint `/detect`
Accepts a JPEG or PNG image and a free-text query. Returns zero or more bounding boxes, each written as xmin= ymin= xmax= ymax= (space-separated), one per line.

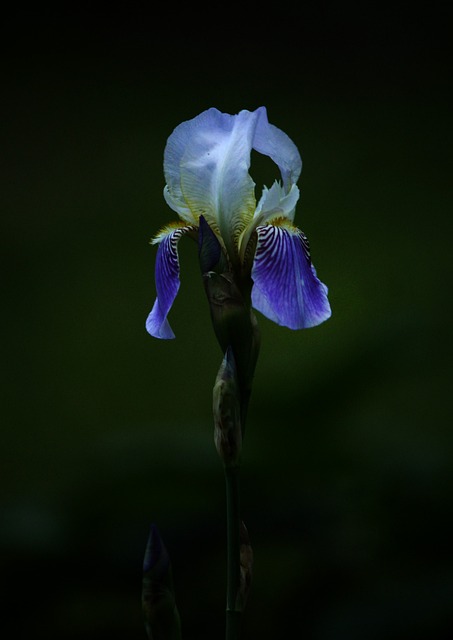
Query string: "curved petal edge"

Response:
xmin=251 ymin=224 xmax=331 ymax=329
xmin=145 ymin=225 xmax=193 ymax=339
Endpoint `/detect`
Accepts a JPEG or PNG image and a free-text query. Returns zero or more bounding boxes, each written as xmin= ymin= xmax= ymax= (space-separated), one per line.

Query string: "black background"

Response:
xmin=1 ymin=5 xmax=452 ymax=639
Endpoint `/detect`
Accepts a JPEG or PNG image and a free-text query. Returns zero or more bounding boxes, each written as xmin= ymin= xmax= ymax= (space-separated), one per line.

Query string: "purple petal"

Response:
xmin=198 ymin=214 xmax=223 ymax=273
xmin=146 ymin=226 xmax=192 ymax=339
xmin=251 ymin=224 xmax=331 ymax=329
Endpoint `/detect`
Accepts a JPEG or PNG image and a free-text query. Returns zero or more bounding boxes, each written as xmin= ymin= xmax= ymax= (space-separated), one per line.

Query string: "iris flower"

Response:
xmin=146 ymin=107 xmax=331 ymax=340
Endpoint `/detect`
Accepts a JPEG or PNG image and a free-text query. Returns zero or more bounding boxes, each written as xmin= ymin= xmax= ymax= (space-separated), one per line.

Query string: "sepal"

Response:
xmin=251 ymin=222 xmax=331 ymax=329
xmin=146 ymin=225 xmax=194 ymax=339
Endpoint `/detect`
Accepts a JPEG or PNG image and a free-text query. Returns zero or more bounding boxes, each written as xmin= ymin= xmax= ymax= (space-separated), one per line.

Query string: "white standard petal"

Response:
xmin=255 ymin=181 xmax=300 ymax=222
xmin=252 ymin=107 xmax=302 ymax=191
xmin=239 ymin=182 xmax=300 ymax=261
xmin=163 ymin=185 xmax=194 ymax=223
xmin=163 ymin=108 xmax=261 ymax=258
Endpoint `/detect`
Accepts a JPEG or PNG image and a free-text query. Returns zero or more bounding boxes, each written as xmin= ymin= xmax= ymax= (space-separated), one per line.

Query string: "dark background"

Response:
xmin=1 ymin=6 xmax=452 ymax=639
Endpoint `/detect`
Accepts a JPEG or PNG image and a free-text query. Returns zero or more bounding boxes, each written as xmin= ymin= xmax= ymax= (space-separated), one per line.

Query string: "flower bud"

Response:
xmin=142 ymin=524 xmax=181 ymax=640
xmin=213 ymin=347 xmax=242 ymax=466
xmin=198 ymin=216 xmax=261 ymax=430
xmin=198 ymin=214 xmax=227 ymax=274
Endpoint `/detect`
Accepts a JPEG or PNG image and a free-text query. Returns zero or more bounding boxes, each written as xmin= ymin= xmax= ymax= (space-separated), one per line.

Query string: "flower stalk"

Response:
xmin=213 ymin=347 xmax=253 ymax=639
xmin=225 ymin=463 xmax=242 ymax=639
xmin=144 ymin=107 xmax=331 ymax=639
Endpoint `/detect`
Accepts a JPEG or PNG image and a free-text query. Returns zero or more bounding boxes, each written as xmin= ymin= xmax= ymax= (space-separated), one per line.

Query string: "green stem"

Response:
xmin=224 ymin=463 xmax=241 ymax=640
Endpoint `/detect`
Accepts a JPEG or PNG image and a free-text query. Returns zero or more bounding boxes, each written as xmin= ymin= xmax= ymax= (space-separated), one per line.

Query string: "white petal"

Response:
xmin=163 ymin=186 xmax=194 ymax=223
xmin=239 ymin=182 xmax=300 ymax=260
xmin=164 ymin=108 xmax=260 ymax=256
xmin=252 ymin=108 xmax=302 ymax=190
xmin=255 ymin=181 xmax=300 ymax=222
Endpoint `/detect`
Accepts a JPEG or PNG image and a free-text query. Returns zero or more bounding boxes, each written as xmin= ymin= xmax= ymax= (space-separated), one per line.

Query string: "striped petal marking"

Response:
xmin=251 ymin=221 xmax=331 ymax=329
xmin=146 ymin=225 xmax=194 ymax=339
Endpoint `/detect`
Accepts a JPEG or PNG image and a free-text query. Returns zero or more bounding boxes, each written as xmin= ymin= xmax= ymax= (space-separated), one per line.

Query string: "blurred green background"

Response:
xmin=1 ymin=6 xmax=452 ymax=639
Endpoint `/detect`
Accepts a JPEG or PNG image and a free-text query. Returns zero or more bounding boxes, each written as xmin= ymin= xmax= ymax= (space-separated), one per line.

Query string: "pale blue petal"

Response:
xmin=238 ymin=182 xmax=300 ymax=262
xmin=163 ymin=108 xmax=260 ymax=253
xmin=163 ymin=185 xmax=193 ymax=222
xmin=252 ymin=107 xmax=302 ymax=190
xmin=146 ymin=226 xmax=192 ymax=339
xmin=251 ymin=224 xmax=331 ymax=329
xmin=254 ymin=182 xmax=300 ymax=222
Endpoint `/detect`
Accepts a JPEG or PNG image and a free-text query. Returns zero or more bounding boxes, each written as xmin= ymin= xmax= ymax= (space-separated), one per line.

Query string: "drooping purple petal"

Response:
xmin=251 ymin=224 xmax=331 ymax=329
xmin=146 ymin=226 xmax=192 ymax=339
